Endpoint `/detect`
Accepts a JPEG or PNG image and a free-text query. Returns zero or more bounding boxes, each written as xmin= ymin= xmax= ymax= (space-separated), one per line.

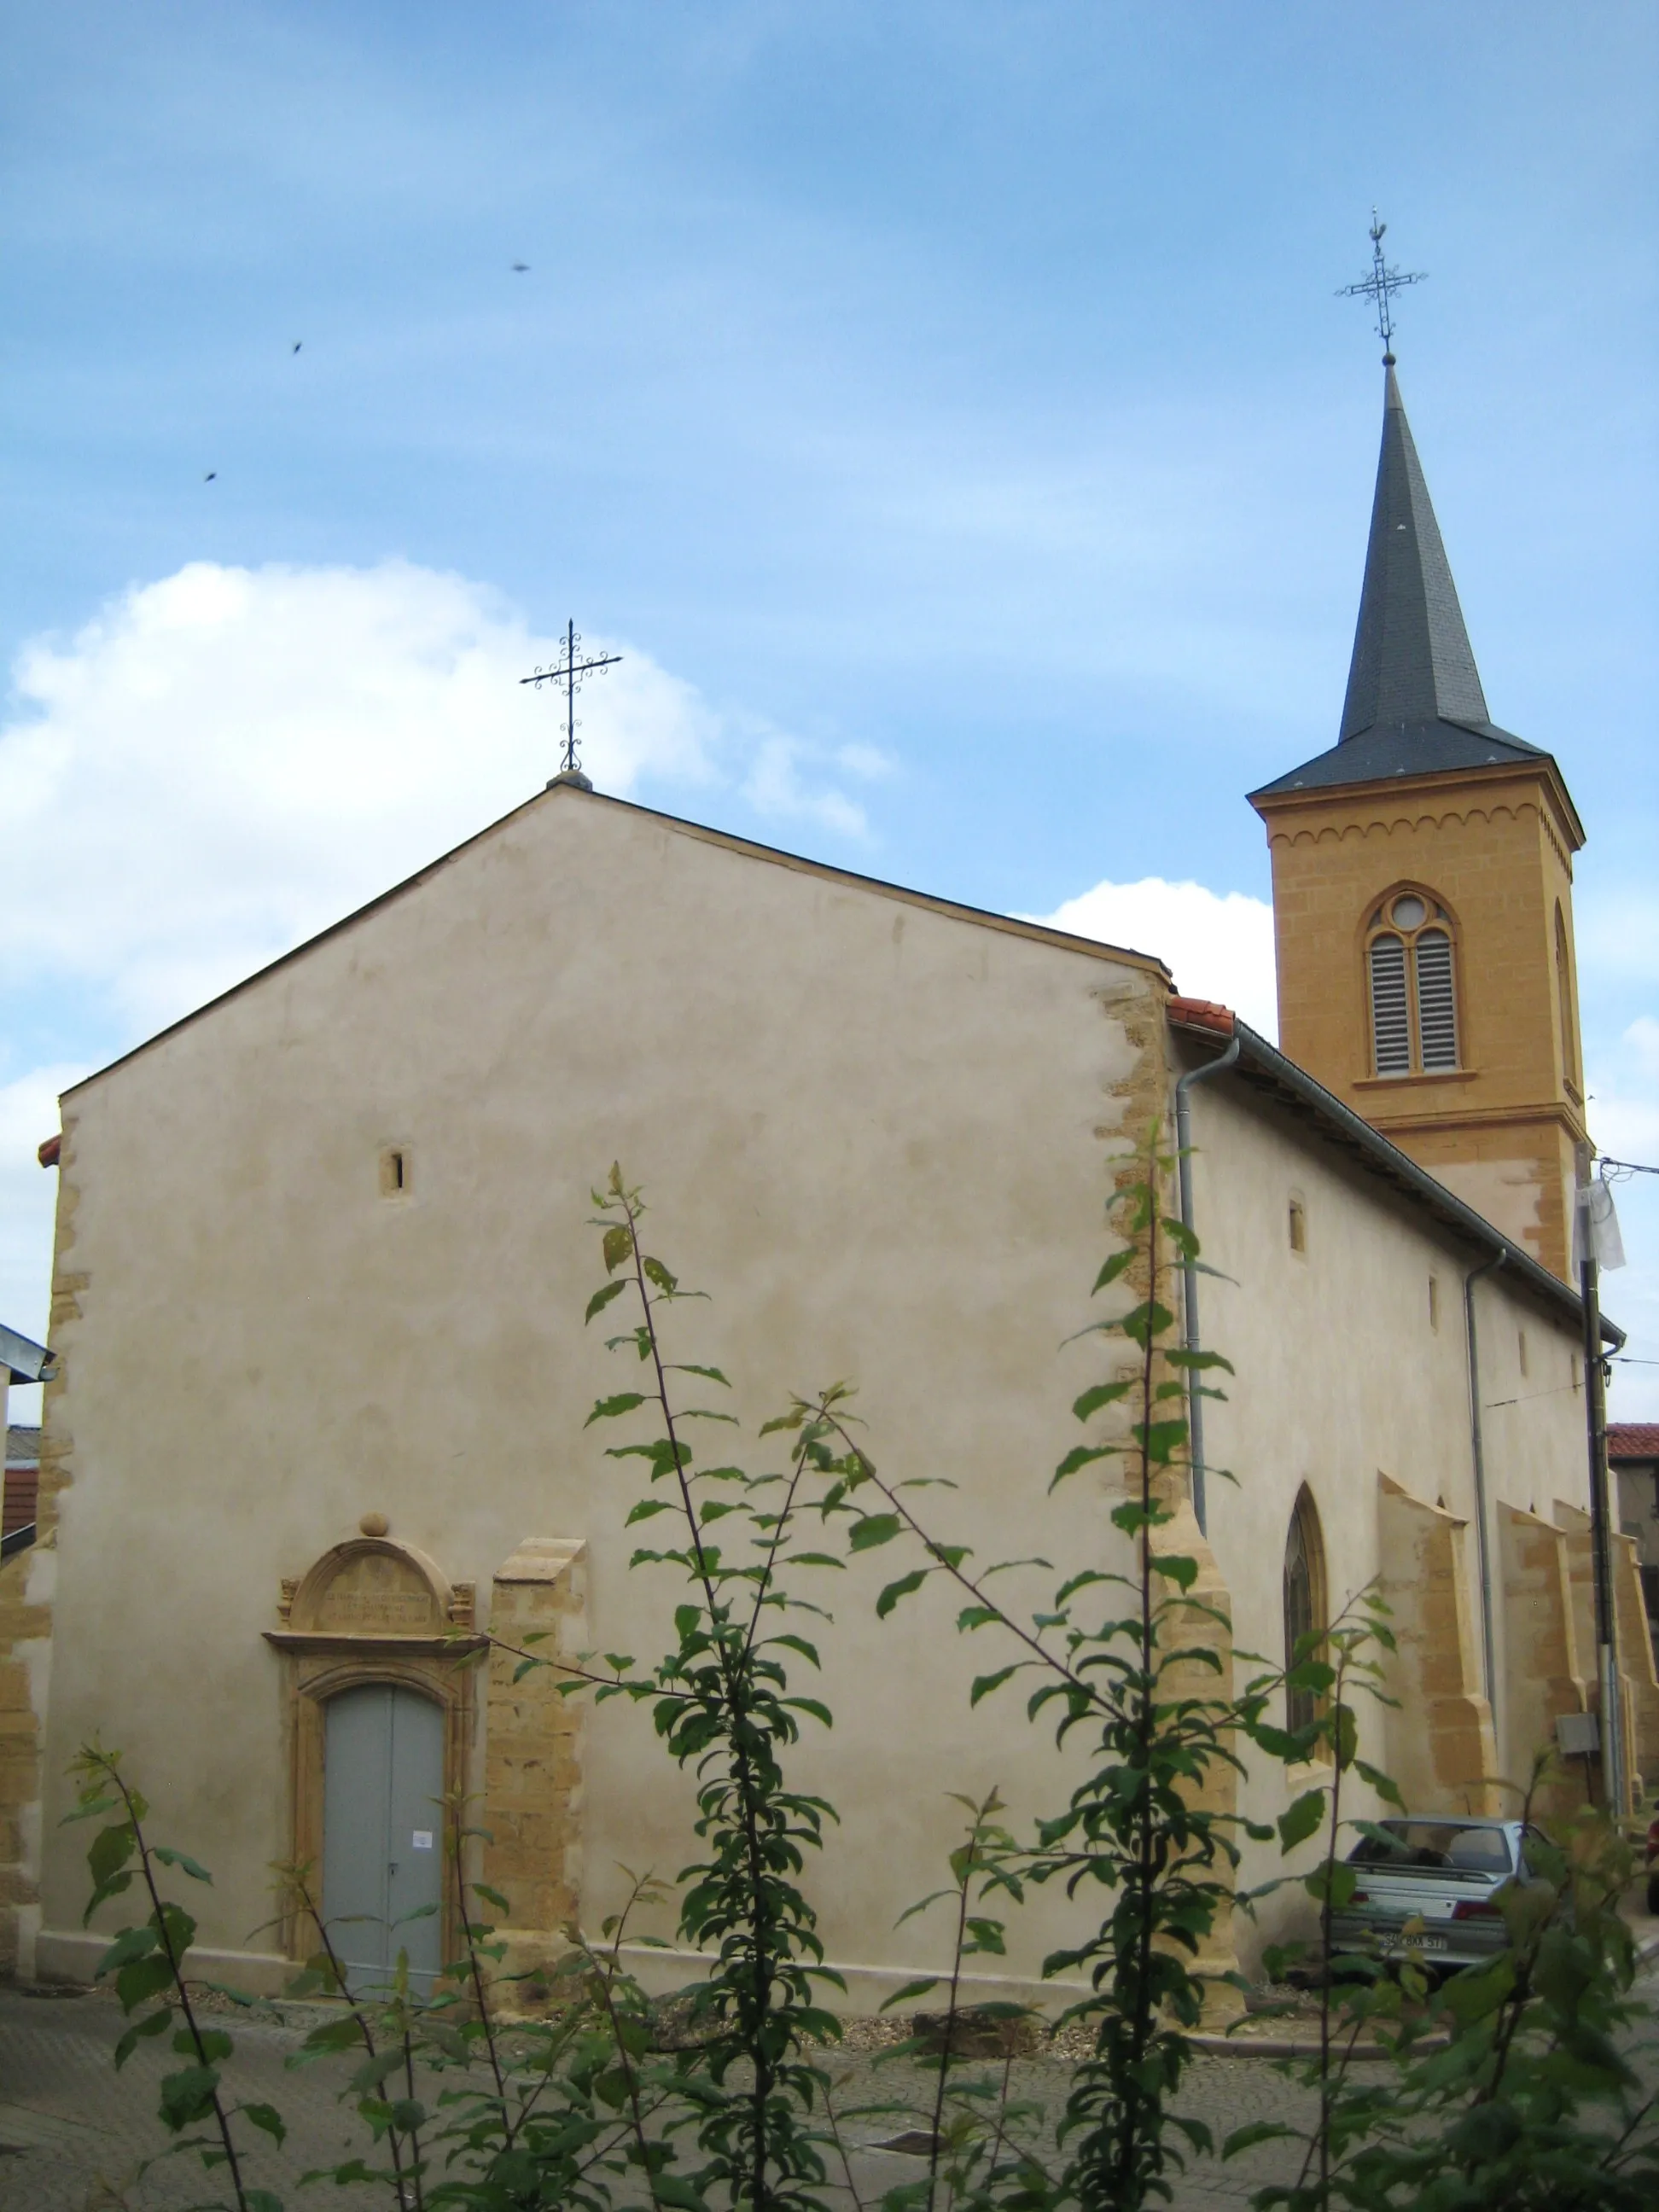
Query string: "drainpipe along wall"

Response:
xmin=1175 ymin=1030 xmax=1241 ymax=1535
xmin=1464 ymin=1249 xmax=1505 ymax=1746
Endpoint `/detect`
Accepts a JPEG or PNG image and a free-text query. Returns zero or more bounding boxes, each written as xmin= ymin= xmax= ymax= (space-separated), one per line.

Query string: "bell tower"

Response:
xmin=1249 ymin=361 xmax=1587 ymax=1280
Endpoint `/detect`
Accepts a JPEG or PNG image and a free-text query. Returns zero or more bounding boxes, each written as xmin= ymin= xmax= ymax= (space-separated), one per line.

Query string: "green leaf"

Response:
xmin=1073 ymin=1381 xmax=1132 ymax=1423
xmin=117 ymin=1953 xmax=178 ymax=2012
xmin=87 ymin=1822 xmax=135 ymax=1889
xmin=96 ymin=1924 xmax=160 ymax=1976
xmin=1353 ymin=1759 xmax=1406 ymax=1808
xmin=642 ymin=1256 xmax=678 ymax=1294
xmin=177 ymin=2026 xmax=234 ymax=2064
xmin=1091 ymin=1249 xmax=1136 ymax=1292
xmin=668 ymin=1364 xmax=730 ymax=1386
xmin=970 ymin=1665 xmax=1021 ymax=1707
xmin=585 ymin=1279 xmax=627 ymax=1323
xmin=114 ymin=2005 xmax=172 ymax=2069
xmin=783 ymin=1697 xmax=832 ymax=1728
xmin=876 ymin=1569 xmax=928 ymax=1618
xmin=1224 ymin=2122 xmax=1295 ymax=2159
xmin=1150 ymin=1552 xmax=1197 ymax=1592
xmin=585 ymin=1391 xmax=646 ymax=1426
xmin=471 ymin=1883 xmax=510 ymax=1913
xmin=158 ymin=2062 xmax=221 ymax=2131
xmin=878 ymin=1977 xmax=941 ymax=2012
xmin=246 ymin=2193 xmax=285 ymax=2212
xmin=1276 ymin=1790 xmax=1327 ymax=1854
xmin=848 ymin=1514 xmax=903 ymax=1552
xmin=151 ymin=1846 xmax=212 ymax=1883
xmin=602 ymin=1225 xmax=632 ymax=1274
xmin=1052 ymin=1443 xmax=1111 ymax=1486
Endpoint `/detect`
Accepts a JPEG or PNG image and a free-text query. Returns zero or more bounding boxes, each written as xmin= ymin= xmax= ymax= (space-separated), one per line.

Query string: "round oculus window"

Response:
xmin=1391 ymin=894 xmax=1428 ymax=929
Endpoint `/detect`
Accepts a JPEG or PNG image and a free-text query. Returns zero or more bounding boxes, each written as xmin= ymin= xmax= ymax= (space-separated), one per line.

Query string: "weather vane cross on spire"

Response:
xmin=1336 ymin=212 xmax=1427 ymax=364
xmin=521 ymin=619 xmax=622 ymax=783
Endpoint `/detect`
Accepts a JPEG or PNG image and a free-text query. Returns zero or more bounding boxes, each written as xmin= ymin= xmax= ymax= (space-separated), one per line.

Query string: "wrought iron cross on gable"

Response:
xmin=521 ymin=620 xmax=622 ymax=781
xmin=1336 ymin=212 xmax=1427 ymax=362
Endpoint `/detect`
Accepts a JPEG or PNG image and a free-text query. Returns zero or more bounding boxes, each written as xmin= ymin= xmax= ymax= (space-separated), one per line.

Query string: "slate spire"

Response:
xmin=1340 ymin=364 xmax=1490 ymax=740
xmin=1249 ymin=364 xmax=1545 ymax=800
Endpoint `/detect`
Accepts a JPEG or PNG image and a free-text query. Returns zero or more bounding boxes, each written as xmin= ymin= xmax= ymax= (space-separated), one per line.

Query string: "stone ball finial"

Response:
xmin=359 ymin=1511 xmax=390 ymax=1538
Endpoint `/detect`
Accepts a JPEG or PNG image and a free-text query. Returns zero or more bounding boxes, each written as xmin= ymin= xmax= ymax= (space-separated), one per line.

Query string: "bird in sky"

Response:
xmin=511 ymin=261 xmax=529 ymax=272
xmin=204 ymin=471 xmax=217 ymax=482
xmin=292 ymin=341 xmax=303 ymax=353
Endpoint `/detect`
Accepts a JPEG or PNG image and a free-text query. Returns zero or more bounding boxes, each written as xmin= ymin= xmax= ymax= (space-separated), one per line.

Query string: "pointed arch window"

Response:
xmin=1366 ymin=893 xmax=1459 ymax=1075
xmin=1283 ymin=1487 xmax=1327 ymax=1739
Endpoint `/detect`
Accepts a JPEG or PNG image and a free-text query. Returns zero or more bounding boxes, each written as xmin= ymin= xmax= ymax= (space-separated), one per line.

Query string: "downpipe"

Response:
xmin=1175 ymin=1030 xmax=1241 ymax=1535
xmin=1463 ymin=1249 xmax=1506 ymax=1743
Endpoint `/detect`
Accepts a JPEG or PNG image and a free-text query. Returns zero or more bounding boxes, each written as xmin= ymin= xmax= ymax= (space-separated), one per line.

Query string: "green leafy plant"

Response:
xmin=581 ymin=1164 xmax=849 ymax=2212
xmin=1221 ymin=1587 xmax=1405 ymax=2211
xmin=67 ymin=1743 xmax=286 ymax=2212
xmin=800 ymin=1124 xmax=1259 ymax=2211
xmin=1336 ymin=1796 xmax=1657 ymax=2210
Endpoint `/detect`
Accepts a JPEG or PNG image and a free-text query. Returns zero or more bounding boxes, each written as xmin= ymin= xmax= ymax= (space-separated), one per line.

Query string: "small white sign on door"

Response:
xmin=411 ymin=1830 xmax=434 ymax=1850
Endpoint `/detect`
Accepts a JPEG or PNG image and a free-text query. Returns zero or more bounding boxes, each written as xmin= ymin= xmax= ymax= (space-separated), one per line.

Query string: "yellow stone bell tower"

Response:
xmin=1249 ymin=361 xmax=1587 ymax=1280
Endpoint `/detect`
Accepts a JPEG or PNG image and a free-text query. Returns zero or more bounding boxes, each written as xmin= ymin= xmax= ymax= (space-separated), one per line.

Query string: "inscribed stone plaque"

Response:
xmin=311 ymin=1547 xmax=441 ymax=1634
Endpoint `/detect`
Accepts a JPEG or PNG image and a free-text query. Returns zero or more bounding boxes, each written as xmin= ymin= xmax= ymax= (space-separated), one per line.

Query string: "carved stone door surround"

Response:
xmin=265 ymin=1529 xmax=485 ymax=1965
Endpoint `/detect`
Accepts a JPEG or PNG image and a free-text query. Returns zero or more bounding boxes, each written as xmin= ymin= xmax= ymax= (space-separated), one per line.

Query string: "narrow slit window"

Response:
xmin=1370 ymin=934 xmax=1411 ymax=1074
xmin=1415 ymin=929 xmax=1458 ymax=1070
xmin=1284 ymin=1487 xmax=1327 ymax=1741
xmin=379 ymin=1146 xmax=410 ymax=1197
xmin=1429 ymin=1276 xmax=1441 ymax=1333
xmin=1288 ymin=1198 xmax=1307 ymax=1254
xmin=1556 ymin=905 xmax=1578 ymax=1086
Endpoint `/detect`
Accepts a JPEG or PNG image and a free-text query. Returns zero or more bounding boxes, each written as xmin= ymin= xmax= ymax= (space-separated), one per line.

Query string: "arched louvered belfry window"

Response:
xmin=1365 ymin=891 xmax=1460 ymax=1075
xmin=1555 ymin=904 xmax=1578 ymax=1087
xmin=1283 ymin=1487 xmax=1327 ymax=1739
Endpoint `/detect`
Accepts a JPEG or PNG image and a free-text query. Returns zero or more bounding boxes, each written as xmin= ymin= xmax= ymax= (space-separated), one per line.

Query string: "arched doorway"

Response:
xmin=322 ymin=1683 xmax=445 ymax=1994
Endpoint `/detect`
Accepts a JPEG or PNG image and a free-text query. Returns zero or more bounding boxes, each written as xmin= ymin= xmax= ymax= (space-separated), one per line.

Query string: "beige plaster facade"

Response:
xmin=15 ymin=786 xmax=1611 ymax=2004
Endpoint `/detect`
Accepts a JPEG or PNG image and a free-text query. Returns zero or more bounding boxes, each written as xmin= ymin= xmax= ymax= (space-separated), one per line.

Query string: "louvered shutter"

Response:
xmin=1369 ymin=935 xmax=1410 ymax=1074
xmin=1415 ymin=929 xmax=1458 ymax=1070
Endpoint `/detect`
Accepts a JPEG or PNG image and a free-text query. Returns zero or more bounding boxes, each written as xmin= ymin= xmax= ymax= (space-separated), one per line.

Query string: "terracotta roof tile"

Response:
xmin=1608 ymin=1423 xmax=1659 ymax=1462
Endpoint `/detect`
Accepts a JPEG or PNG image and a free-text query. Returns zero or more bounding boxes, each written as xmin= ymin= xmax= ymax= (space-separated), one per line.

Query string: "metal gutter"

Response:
xmin=1 ymin=1323 xmax=56 ymax=1387
xmin=1167 ymin=1011 xmax=1621 ymax=1351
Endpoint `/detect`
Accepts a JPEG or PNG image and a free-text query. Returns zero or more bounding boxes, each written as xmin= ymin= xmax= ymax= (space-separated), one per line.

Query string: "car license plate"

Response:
xmin=1398 ymin=1934 xmax=1447 ymax=1953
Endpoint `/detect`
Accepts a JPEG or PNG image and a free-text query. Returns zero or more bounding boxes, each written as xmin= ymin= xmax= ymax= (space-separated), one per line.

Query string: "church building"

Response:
xmin=2 ymin=362 xmax=1650 ymax=2011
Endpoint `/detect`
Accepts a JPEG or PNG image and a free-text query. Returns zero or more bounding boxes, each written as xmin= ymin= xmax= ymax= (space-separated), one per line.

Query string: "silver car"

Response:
xmin=1329 ymin=1816 xmax=1540 ymax=1970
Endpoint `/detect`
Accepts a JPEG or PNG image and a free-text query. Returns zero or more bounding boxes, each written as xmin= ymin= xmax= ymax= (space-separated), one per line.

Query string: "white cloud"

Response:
xmin=1033 ymin=876 xmax=1278 ymax=1040
xmin=0 ymin=559 xmax=875 ymax=1037
xmin=736 ymin=726 xmax=895 ymax=839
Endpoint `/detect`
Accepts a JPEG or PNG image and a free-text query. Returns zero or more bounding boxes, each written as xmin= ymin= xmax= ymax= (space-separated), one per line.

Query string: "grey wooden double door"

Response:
xmin=322 ymin=1684 xmax=445 ymax=1993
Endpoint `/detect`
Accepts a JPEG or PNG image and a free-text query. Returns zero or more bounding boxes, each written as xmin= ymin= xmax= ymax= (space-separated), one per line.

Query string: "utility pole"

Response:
xmin=1578 ymin=1179 xmax=1626 ymax=1817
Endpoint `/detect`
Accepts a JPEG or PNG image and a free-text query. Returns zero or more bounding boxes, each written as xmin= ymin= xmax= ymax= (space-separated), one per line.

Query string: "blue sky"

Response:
xmin=3 ymin=1 xmax=1656 ymax=1415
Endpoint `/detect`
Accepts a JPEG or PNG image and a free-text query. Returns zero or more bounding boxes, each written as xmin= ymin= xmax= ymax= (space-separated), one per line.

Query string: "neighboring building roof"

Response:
xmin=1610 ymin=1424 xmax=1659 ymax=1465
xmin=4 ymin=1426 xmax=40 ymax=1468
xmin=65 ymin=785 xmax=1173 ymax=1097
xmin=1 ymin=1323 xmax=55 ymax=1387
xmin=1167 ymin=996 xmax=1621 ymax=1349
xmin=1249 ymin=365 xmax=1570 ymax=818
